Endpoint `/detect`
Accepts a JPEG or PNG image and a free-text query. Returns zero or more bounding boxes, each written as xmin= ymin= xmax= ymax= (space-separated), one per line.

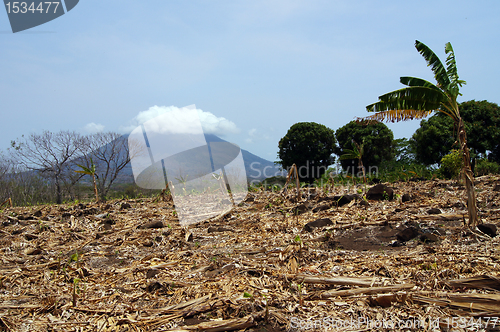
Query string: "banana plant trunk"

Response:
xmin=358 ymin=159 xmax=366 ymax=183
xmin=457 ymin=117 xmax=479 ymax=227
xmin=92 ymin=174 xmax=99 ymax=202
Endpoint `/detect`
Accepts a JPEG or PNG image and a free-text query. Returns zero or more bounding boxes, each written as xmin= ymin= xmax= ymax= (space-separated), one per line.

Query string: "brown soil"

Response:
xmin=0 ymin=176 xmax=499 ymax=331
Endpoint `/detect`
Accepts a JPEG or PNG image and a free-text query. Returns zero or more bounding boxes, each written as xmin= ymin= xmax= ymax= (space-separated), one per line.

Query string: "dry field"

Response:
xmin=1 ymin=176 xmax=500 ymax=331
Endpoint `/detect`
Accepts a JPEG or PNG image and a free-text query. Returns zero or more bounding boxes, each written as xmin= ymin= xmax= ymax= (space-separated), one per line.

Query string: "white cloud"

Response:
xmin=84 ymin=122 xmax=105 ymax=133
xmin=197 ymin=110 xmax=240 ymax=135
xmin=245 ymin=128 xmax=271 ymax=144
xmin=121 ymin=105 xmax=240 ymax=136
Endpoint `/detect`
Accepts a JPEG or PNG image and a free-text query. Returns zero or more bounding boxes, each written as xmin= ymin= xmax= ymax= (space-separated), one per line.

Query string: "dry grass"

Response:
xmin=0 ymin=176 xmax=499 ymax=331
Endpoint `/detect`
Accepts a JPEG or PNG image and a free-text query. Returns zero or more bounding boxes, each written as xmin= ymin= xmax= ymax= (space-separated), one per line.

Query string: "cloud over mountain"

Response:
xmin=121 ymin=105 xmax=239 ymax=136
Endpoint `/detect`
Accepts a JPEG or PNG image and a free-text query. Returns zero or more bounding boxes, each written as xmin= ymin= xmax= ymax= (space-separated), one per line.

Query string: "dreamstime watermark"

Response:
xmin=128 ymin=105 xmax=248 ymax=226
xmin=3 ymin=0 xmax=79 ymax=33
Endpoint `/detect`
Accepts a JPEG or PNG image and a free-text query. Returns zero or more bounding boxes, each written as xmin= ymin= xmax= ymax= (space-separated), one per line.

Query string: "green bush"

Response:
xmin=475 ymin=159 xmax=500 ymax=176
xmin=377 ymin=160 xmax=437 ymax=182
xmin=439 ymin=150 xmax=463 ymax=179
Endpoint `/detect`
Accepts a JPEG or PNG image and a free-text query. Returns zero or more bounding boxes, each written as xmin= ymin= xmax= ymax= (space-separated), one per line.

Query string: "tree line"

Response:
xmin=278 ymin=99 xmax=500 ymax=184
xmin=0 ymin=131 xmax=142 ymax=206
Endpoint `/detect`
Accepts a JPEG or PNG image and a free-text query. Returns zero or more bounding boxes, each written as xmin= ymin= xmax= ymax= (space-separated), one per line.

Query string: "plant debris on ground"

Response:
xmin=1 ymin=176 xmax=500 ymax=331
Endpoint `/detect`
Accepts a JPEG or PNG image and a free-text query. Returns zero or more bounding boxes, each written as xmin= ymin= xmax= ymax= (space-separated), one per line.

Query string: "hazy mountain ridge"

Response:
xmin=109 ymin=133 xmax=283 ymax=185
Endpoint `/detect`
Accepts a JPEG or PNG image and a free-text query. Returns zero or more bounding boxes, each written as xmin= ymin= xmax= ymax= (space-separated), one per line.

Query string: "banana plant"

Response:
xmin=360 ymin=40 xmax=478 ymax=227
xmin=75 ymin=158 xmax=99 ymax=202
xmin=340 ymin=139 xmax=366 ymax=183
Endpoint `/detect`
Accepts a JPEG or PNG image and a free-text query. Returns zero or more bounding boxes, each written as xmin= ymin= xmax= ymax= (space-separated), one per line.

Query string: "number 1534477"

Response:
xmin=5 ymin=2 xmax=60 ymax=14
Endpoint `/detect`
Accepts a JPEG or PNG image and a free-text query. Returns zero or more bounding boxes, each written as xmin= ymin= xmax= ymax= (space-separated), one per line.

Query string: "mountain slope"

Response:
xmin=113 ymin=133 xmax=284 ymax=185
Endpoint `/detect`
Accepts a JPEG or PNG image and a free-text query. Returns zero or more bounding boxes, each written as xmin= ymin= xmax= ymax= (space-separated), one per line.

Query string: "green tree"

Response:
xmin=360 ymin=40 xmax=479 ymax=226
xmin=277 ymin=122 xmax=336 ymax=183
xmin=393 ymin=138 xmax=417 ymax=165
xmin=461 ymin=100 xmax=500 ymax=160
xmin=412 ymin=100 xmax=500 ymax=164
xmin=411 ymin=114 xmax=455 ymax=165
xmin=334 ymin=120 xmax=394 ymax=171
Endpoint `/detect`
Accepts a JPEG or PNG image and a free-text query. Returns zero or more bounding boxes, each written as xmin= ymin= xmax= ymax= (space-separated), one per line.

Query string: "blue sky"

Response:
xmin=1 ymin=1 xmax=499 ymax=161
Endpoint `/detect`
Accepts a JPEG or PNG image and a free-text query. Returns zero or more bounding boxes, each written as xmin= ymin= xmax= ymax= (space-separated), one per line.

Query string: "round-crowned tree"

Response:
xmin=411 ymin=114 xmax=455 ymax=165
xmin=334 ymin=121 xmax=394 ymax=172
xmin=278 ymin=122 xmax=336 ymax=183
xmin=412 ymin=100 xmax=500 ymax=165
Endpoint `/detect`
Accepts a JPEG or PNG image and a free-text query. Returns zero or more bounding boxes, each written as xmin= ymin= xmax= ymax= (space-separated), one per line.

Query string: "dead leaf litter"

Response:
xmin=1 ymin=176 xmax=500 ymax=331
